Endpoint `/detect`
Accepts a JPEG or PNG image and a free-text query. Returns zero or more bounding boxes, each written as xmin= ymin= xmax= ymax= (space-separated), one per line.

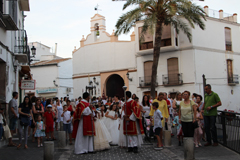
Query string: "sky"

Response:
xmin=24 ymin=0 xmax=240 ymax=58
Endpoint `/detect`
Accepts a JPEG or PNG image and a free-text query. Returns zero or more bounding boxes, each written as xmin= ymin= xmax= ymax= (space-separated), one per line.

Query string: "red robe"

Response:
xmin=123 ymin=100 xmax=144 ymax=136
xmin=72 ymin=101 xmax=95 ymax=138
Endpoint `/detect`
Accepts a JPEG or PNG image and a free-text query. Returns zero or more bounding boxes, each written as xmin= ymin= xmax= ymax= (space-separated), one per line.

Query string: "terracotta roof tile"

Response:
xmin=31 ymin=58 xmax=71 ymax=66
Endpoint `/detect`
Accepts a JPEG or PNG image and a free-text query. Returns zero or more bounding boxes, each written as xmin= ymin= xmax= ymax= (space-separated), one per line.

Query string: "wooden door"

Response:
xmin=144 ymin=61 xmax=153 ymax=84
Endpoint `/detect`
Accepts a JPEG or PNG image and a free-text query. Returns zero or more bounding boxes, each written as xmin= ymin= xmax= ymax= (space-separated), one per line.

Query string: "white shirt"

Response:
xmin=0 ymin=113 xmax=3 ymax=124
xmin=153 ymin=109 xmax=163 ymax=130
xmin=63 ymin=111 xmax=71 ymax=124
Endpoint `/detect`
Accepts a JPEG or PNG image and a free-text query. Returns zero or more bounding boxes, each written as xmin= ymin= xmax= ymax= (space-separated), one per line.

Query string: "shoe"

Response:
xmin=154 ymin=147 xmax=163 ymax=150
xmin=133 ymin=147 xmax=138 ymax=153
xmin=40 ymin=143 xmax=43 ymax=147
xmin=212 ymin=143 xmax=218 ymax=146
xmin=178 ymin=141 xmax=181 ymax=146
xmin=204 ymin=142 xmax=212 ymax=146
xmin=195 ymin=144 xmax=199 ymax=148
xmin=127 ymin=147 xmax=133 ymax=152
xmin=38 ymin=145 xmax=40 ymax=148
xmin=198 ymin=143 xmax=202 ymax=147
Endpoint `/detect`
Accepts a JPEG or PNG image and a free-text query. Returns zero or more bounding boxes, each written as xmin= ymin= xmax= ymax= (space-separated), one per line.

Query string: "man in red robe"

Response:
xmin=123 ymin=91 xmax=144 ymax=153
xmin=72 ymin=92 xmax=95 ymax=154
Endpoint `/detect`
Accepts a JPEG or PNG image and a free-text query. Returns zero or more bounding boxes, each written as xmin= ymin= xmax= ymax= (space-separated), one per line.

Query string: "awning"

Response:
xmin=15 ymin=54 xmax=28 ymax=63
xmin=38 ymin=93 xmax=57 ymax=98
xmin=21 ymin=65 xmax=32 ymax=79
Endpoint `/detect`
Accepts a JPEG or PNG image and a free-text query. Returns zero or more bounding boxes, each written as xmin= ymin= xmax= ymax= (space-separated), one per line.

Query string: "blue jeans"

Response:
xmin=0 ymin=123 xmax=3 ymax=139
xmin=204 ymin=116 xmax=218 ymax=143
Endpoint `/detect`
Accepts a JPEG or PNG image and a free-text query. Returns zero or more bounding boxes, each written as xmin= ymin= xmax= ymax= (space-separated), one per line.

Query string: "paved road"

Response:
xmin=0 ymin=131 xmax=239 ymax=160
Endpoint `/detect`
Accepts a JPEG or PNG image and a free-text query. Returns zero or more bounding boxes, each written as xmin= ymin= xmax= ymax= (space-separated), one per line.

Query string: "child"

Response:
xmin=33 ymin=115 xmax=45 ymax=147
xmin=44 ymin=104 xmax=55 ymax=141
xmin=61 ymin=105 xmax=72 ymax=145
xmin=105 ymin=103 xmax=119 ymax=145
xmin=152 ymin=102 xmax=163 ymax=150
xmin=194 ymin=107 xmax=203 ymax=147
xmin=118 ymin=104 xmax=126 ymax=148
xmin=173 ymin=111 xmax=183 ymax=146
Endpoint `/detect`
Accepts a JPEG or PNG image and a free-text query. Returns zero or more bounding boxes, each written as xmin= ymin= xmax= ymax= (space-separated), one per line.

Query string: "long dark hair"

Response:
xmin=142 ymin=95 xmax=150 ymax=107
xmin=23 ymin=96 xmax=32 ymax=107
xmin=45 ymin=99 xmax=52 ymax=108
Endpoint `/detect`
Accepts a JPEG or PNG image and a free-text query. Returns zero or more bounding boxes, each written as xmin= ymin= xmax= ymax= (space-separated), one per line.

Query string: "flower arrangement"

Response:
xmin=224 ymin=109 xmax=237 ymax=121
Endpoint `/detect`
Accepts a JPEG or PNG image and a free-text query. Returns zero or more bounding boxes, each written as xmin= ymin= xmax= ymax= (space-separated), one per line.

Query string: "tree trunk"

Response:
xmin=150 ymin=21 xmax=163 ymax=99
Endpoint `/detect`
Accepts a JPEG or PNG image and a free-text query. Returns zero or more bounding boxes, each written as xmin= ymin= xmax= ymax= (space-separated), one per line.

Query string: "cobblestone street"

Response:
xmin=0 ymin=131 xmax=239 ymax=160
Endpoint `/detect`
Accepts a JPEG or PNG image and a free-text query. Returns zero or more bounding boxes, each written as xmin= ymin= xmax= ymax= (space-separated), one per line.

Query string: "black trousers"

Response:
xmin=182 ymin=122 xmax=194 ymax=137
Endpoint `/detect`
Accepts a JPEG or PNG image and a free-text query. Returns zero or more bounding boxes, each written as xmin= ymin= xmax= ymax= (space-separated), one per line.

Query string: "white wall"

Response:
xmin=58 ymin=59 xmax=73 ymax=99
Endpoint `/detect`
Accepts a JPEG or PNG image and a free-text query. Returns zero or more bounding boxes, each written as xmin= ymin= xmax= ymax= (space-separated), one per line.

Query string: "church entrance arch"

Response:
xmin=106 ymin=74 xmax=124 ymax=98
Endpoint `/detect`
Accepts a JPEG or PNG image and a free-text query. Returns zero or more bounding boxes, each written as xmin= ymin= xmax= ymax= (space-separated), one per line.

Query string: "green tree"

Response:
xmin=115 ymin=0 xmax=206 ymax=98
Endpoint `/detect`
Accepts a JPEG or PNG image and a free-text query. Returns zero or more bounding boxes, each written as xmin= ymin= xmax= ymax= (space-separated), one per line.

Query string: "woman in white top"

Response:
xmin=141 ymin=95 xmax=151 ymax=118
xmin=56 ymin=99 xmax=63 ymax=131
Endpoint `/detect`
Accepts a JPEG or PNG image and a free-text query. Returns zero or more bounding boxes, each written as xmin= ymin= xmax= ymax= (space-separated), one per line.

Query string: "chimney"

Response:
xmin=204 ymin=6 xmax=209 ymax=16
xmin=219 ymin=10 xmax=223 ymax=19
xmin=55 ymin=43 xmax=57 ymax=55
xmin=233 ymin=13 xmax=237 ymax=23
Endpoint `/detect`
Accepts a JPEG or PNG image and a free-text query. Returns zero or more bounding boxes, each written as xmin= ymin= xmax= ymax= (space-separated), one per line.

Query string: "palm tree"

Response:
xmin=115 ymin=0 xmax=206 ymax=98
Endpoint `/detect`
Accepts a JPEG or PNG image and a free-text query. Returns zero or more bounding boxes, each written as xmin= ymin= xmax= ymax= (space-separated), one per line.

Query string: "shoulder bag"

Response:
xmin=20 ymin=115 xmax=30 ymax=126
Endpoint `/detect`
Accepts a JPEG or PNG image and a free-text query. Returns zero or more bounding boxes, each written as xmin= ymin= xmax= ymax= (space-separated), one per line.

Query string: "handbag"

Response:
xmin=3 ymin=125 xmax=12 ymax=139
xmin=20 ymin=116 xmax=30 ymax=126
xmin=191 ymin=101 xmax=199 ymax=129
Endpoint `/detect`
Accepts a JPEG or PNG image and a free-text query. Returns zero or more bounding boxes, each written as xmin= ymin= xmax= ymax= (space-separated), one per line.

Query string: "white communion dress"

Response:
xmin=94 ymin=111 xmax=111 ymax=151
xmin=98 ymin=111 xmax=112 ymax=143
xmin=104 ymin=110 xmax=119 ymax=145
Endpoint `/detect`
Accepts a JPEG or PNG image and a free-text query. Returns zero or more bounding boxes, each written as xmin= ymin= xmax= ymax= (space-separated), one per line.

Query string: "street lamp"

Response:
xmin=126 ymin=72 xmax=132 ymax=81
xmin=31 ymin=46 xmax=36 ymax=57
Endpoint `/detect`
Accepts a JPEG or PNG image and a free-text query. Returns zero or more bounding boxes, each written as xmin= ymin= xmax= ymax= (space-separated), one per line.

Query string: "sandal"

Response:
xmin=24 ymin=145 xmax=28 ymax=149
xmin=17 ymin=144 xmax=22 ymax=149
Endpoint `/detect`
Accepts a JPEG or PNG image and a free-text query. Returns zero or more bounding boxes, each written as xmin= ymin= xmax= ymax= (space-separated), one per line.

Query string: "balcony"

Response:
xmin=162 ymin=73 xmax=183 ymax=86
xmin=15 ymin=30 xmax=28 ymax=54
xmin=228 ymin=74 xmax=239 ymax=86
xmin=139 ymin=41 xmax=153 ymax=50
xmin=139 ymin=76 xmax=158 ymax=88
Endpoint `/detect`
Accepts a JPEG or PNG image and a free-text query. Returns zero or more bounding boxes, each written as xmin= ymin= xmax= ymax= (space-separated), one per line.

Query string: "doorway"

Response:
xmin=106 ymin=74 xmax=124 ymax=98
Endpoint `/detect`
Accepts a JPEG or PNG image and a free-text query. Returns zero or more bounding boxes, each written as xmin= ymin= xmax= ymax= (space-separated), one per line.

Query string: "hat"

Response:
xmin=47 ymin=104 xmax=52 ymax=108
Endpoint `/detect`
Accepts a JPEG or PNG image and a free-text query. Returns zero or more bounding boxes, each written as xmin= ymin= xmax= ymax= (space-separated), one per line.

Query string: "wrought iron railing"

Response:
xmin=162 ymin=73 xmax=183 ymax=86
xmin=228 ymin=74 xmax=239 ymax=84
xmin=139 ymin=76 xmax=158 ymax=87
xmin=14 ymin=29 xmax=28 ymax=54
xmin=216 ymin=110 xmax=240 ymax=154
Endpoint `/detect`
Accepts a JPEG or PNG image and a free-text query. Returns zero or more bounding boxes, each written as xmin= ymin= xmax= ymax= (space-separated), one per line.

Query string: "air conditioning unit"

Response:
xmin=66 ymin=88 xmax=71 ymax=92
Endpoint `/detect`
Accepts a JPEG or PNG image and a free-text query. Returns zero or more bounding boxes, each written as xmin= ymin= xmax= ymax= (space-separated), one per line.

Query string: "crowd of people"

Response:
xmin=0 ymin=84 xmax=221 ymax=154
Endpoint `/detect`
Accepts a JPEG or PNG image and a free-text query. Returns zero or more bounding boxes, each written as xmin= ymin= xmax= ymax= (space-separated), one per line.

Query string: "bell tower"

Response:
xmin=90 ymin=14 xmax=106 ymax=40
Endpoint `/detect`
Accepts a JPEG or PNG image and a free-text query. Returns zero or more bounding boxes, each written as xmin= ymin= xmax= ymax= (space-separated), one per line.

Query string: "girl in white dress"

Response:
xmin=105 ymin=104 xmax=119 ymax=145
xmin=172 ymin=92 xmax=182 ymax=118
xmin=93 ymin=106 xmax=111 ymax=151
xmin=99 ymin=105 xmax=112 ymax=143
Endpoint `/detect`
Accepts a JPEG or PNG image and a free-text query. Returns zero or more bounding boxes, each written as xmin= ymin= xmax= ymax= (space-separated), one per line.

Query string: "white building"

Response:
xmin=0 ymin=0 xmax=31 ymax=146
xmin=72 ymin=8 xmax=240 ymax=112
xmin=25 ymin=42 xmax=73 ymax=99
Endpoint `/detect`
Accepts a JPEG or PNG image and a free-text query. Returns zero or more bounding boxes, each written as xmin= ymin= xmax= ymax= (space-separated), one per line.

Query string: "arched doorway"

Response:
xmin=106 ymin=74 xmax=124 ymax=98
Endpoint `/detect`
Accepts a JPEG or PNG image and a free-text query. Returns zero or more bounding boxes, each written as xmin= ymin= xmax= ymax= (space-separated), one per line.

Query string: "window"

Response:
xmin=225 ymin=27 xmax=232 ymax=51
xmin=9 ymin=0 xmax=18 ymax=25
xmin=167 ymin=58 xmax=179 ymax=84
xmin=227 ymin=59 xmax=233 ymax=83
xmin=139 ymin=25 xmax=172 ymax=50
xmin=144 ymin=61 xmax=153 ymax=83
xmin=138 ymin=27 xmax=153 ymax=50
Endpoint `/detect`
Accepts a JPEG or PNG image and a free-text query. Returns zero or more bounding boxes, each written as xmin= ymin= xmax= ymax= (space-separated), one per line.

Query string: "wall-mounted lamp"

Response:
xmin=53 ymin=80 xmax=58 ymax=87
xmin=126 ymin=72 xmax=132 ymax=81
xmin=93 ymin=77 xmax=99 ymax=85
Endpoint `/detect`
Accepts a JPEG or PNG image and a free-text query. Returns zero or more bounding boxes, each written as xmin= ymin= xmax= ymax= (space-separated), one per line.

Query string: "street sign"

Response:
xmin=21 ymin=80 xmax=35 ymax=90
